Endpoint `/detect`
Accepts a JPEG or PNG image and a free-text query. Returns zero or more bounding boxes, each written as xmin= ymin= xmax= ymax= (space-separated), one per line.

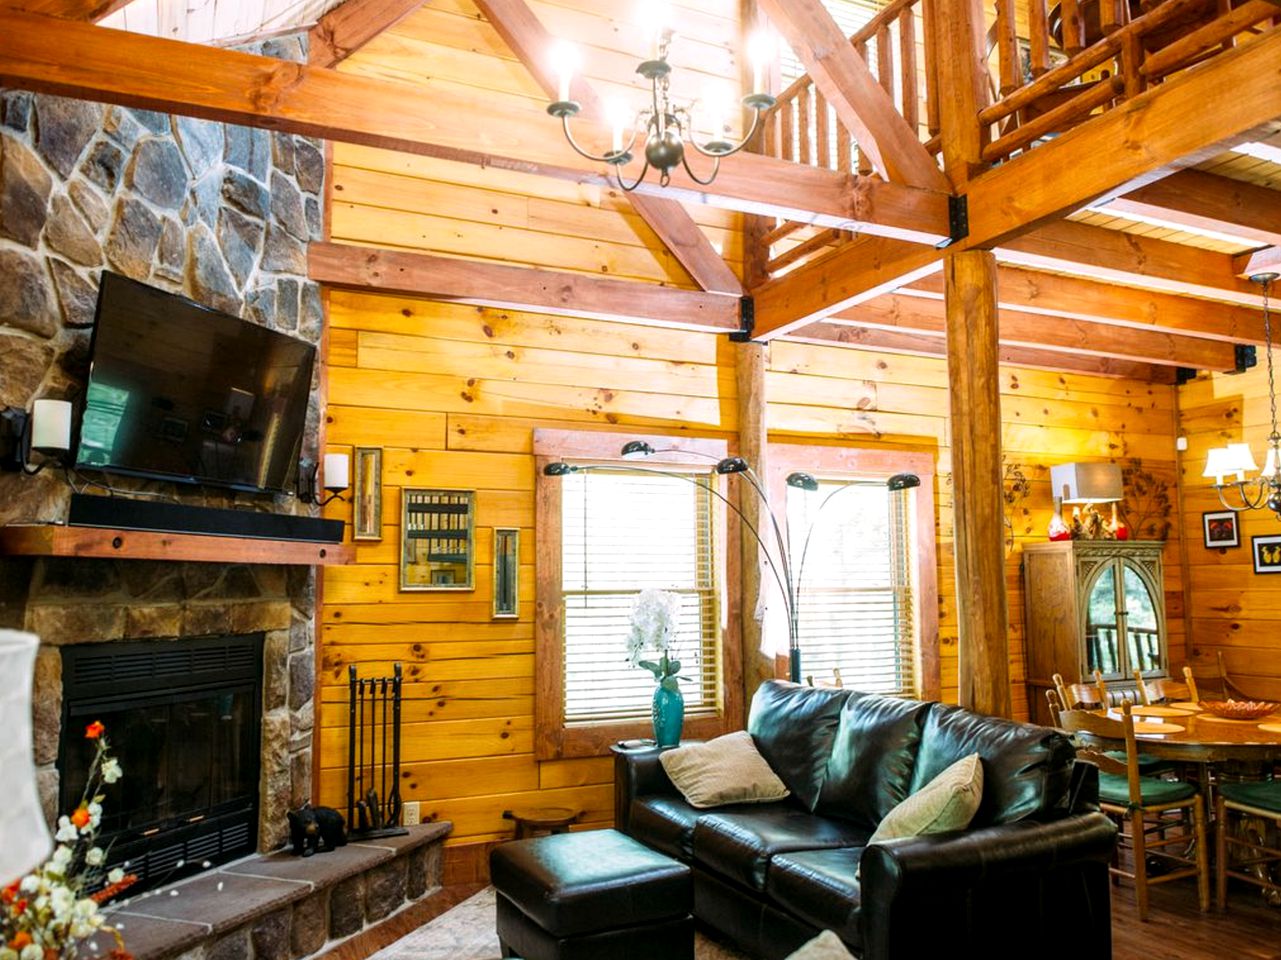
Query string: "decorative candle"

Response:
xmin=606 ymin=98 xmax=627 ymax=152
xmin=703 ymin=87 xmax=728 ymax=139
xmin=323 ymin=452 xmax=350 ymax=491
xmin=640 ymin=1 xmax=670 ymax=59
xmin=747 ymin=30 xmax=774 ymax=94
xmin=30 ymin=398 xmax=72 ymax=452
xmin=551 ymin=40 xmax=578 ymax=102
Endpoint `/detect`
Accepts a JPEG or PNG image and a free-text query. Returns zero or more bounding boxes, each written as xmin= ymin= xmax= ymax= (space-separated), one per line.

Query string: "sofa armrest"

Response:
xmin=612 ymin=744 xmax=680 ymax=835
xmin=860 ymin=813 xmax=1116 ymax=959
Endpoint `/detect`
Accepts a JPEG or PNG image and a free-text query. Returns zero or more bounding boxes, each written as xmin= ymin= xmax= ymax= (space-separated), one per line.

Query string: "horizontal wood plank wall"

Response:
xmin=1178 ymin=367 xmax=1281 ymax=699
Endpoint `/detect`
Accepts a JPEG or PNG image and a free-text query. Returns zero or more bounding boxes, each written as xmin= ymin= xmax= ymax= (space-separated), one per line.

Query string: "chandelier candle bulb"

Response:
xmin=640 ymin=1 xmax=671 ymax=59
xmin=552 ymin=40 xmax=578 ymax=102
xmin=748 ymin=30 xmax=774 ymax=94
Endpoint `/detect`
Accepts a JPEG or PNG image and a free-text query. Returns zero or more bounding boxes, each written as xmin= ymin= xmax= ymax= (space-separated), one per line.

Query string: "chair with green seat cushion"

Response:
xmin=1215 ymin=779 xmax=1281 ymax=910
xmin=1103 ymin=749 xmax=1175 ymax=776
xmin=1058 ymin=701 xmax=1210 ymax=921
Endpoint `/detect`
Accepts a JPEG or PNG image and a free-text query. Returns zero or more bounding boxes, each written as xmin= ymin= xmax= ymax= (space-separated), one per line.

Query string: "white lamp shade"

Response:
xmin=30 ymin=398 xmax=72 ymax=452
xmin=0 ymin=630 xmax=53 ymax=884
xmin=1225 ymin=443 xmax=1259 ymax=477
xmin=1050 ymin=462 xmax=1123 ymax=503
xmin=1203 ymin=446 xmax=1234 ymax=480
xmin=1263 ymin=445 xmax=1279 ymax=480
xmin=323 ymin=453 xmax=350 ymax=491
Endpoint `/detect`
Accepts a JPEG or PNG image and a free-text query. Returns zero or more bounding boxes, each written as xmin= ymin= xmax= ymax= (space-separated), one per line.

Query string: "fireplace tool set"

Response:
xmin=346 ymin=663 xmax=407 ymax=839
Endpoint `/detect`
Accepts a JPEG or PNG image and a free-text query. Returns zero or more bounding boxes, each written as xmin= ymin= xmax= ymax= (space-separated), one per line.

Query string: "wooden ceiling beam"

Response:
xmin=308 ymin=0 xmax=425 ymax=69
xmin=831 ymin=292 xmax=1239 ymax=369
xmin=472 ymin=0 xmax=741 ymax=296
xmin=1236 ymin=246 xmax=1281 ymax=279
xmin=906 ymin=265 xmax=1267 ymax=343
xmin=308 ymin=242 xmax=741 ymax=332
xmin=750 ymin=237 xmax=943 ymax=340
xmin=0 ymin=0 xmax=128 ymax=19
xmin=790 ymin=322 xmax=1177 ymax=382
xmin=0 ymin=11 xmax=949 ymax=246
xmin=757 ymin=0 xmax=949 ymax=192
xmin=1106 ymin=170 xmax=1281 ymax=248
xmin=962 ymin=26 xmax=1281 ymax=249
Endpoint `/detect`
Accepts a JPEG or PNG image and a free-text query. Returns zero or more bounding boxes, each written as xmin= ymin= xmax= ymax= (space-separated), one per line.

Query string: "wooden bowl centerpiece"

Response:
xmin=1198 ymin=700 xmax=1281 ymax=721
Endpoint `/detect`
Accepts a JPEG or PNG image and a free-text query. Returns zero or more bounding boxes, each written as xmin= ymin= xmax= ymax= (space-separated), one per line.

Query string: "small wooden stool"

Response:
xmin=502 ymin=806 xmax=580 ymax=839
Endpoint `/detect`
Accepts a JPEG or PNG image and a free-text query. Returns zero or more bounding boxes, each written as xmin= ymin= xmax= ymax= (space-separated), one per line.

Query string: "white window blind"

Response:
xmin=560 ymin=469 xmax=719 ymax=724
xmin=787 ymin=479 xmax=915 ymax=695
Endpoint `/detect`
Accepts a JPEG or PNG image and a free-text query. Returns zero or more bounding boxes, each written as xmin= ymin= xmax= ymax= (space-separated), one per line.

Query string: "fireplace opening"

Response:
xmin=58 ymin=635 xmax=263 ymax=892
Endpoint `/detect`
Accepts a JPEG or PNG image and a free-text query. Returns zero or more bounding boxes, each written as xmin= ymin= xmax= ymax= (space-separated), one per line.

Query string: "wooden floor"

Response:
xmin=1112 ymin=880 xmax=1281 ymax=959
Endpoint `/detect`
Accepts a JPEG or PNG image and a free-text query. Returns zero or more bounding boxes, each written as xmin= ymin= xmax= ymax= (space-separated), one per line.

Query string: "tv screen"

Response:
xmin=75 ymin=273 xmax=316 ymax=494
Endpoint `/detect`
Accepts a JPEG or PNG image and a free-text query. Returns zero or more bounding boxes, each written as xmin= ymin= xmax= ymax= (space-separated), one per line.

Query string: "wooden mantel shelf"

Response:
xmin=0 ymin=524 xmax=354 ymax=565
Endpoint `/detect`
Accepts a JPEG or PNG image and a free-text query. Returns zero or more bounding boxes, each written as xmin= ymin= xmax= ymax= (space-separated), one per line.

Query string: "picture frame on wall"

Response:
xmin=1252 ymin=534 xmax=1281 ymax=574
xmin=353 ymin=447 xmax=383 ymax=541
xmin=1202 ymin=510 xmax=1239 ymax=549
xmin=400 ymin=488 xmax=475 ymax=591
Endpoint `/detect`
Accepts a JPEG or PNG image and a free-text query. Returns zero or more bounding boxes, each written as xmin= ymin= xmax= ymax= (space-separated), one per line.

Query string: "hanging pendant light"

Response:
xmin=1203 ymin=272 xmax=1281 ymax=517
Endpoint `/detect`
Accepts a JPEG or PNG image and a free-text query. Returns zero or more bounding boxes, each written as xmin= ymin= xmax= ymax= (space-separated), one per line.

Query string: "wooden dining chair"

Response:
xmin=1215 ymin=780 xmax=1281 ymax=910
xmin=1136 ymin=666 xmax=1199 ymax=704
xmin=1054 ymin=671 xmax=1104 ymax=709
xmin=1058 ymin=701 xmax=1210 ymax=921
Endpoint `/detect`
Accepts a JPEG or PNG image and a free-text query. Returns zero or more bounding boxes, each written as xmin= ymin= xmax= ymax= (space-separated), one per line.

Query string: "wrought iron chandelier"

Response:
xmin=1203 ymin=272 xmax=1281 ymax=516
xmin=546 ymin=12 xmax=776 ymax=192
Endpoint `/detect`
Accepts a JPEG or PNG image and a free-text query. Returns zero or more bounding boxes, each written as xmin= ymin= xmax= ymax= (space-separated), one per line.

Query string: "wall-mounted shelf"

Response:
xmin=0 ymin=524 xmax=354 ymax=565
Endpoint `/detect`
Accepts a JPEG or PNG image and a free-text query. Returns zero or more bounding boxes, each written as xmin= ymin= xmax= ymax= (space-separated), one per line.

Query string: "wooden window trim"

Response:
xmin=766 ymin=444 xmax=940 ymax=701
xmin=533 ymin=429 xmax=744 ymax=760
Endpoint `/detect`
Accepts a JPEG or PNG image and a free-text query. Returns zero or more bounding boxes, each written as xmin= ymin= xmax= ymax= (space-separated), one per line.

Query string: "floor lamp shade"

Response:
xmin=0 ymin=630 xmax=53 ymax=884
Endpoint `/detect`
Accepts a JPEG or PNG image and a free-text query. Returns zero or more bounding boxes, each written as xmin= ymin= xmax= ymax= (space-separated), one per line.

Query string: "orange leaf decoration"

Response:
xmin=85 ymin=721 xmax=105 ymax=739
xmin=10 ymin=932 xmax=33 ymax=950
xmin=71 ymin=805 xmax=91 ymax=829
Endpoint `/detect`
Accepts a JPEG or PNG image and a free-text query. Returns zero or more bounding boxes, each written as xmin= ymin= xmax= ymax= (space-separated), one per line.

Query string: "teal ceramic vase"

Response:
xmin=651 ymin=681 xmax=685 ymax=747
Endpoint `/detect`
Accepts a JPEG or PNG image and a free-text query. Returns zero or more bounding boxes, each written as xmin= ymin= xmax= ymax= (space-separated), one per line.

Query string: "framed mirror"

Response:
xmin=400 ymin=489 xmax=475 ymax=591
xmin=493 ymin=527 xmax=520 ymax=618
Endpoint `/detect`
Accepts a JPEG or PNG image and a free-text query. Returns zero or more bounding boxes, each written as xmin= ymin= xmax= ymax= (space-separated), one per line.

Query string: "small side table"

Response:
xmin=502 ymin=806 xmax=581 ymax=840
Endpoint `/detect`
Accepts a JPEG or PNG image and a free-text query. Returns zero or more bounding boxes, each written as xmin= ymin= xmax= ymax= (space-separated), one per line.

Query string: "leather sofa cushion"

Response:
xmin=767 ymin=848 xmax=865 ymax=951
xmin=815 ymin=693 xmax=932 ymax=828
xmin=629 ymin=796 xmax=764 ymax=860
xmin=748 ymin=680 xmax=852 ymax=811
xmin=692 ymin=806 xmax=870 ymax=892
xmin=910 ymin=704 xmax=1076 ymax=826
xmin=489 ymin=829 xmax=690 ymax=937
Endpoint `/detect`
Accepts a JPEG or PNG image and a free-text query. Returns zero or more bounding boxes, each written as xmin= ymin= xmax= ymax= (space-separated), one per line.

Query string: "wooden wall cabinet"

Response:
xmin=1024 ymin=540 xmax=1167 ymax=725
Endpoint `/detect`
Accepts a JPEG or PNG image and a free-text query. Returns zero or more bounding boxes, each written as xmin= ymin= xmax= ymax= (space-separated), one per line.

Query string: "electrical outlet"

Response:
xmin=402 ymin=800 xmax=421 ymax=826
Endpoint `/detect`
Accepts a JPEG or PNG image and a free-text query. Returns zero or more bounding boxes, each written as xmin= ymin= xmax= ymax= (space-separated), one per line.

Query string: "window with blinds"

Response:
xmin=787 ymin=478 xmax=915 ymax=695
xmin=560 ymin=469 xmax=719 ymax=724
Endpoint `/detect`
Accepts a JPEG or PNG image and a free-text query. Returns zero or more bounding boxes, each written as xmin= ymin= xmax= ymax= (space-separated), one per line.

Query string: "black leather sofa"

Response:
xmin=614 ymin=681 xmax=1117 ymax=960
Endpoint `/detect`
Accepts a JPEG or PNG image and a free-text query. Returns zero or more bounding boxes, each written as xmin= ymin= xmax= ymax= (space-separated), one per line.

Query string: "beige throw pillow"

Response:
xmin=784 ymin=931 xmax=856 ymax=960
xmin=867 ymin=752 xmax=984 ymax=844
xmin=659 ymin=730 xmax=790 ymax=809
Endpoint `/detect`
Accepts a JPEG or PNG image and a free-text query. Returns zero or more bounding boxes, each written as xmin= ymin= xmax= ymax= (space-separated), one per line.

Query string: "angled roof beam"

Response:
xmin=308 ymin=0 xmax=425 ymax=69
xmin=750 ymin=237 xmax=943 ymax=339
xmin=0 ymin=11 xmax=950 ymax=245
xmin=472 ymin=0 xmax=741 ymax=296
xmin=962 ymin=26 xmax=1281 ymax=249
xmin=831 ymin=292 xmax=1239 ymax=369
xmin=1237 ymin=246 xmax=1281 ymax=278
xmin=1106 ymin=169 xmax=1281 ymax=248
xmin=0 ymin=0 xmax=129 ymax=19
xmin=308 ymin=242 xmax=741 ymax=332
xmin=790 ymin=322 xmax=1176 ymax=382
xmin=757 ymin=0 xmax=949 ymax=192
xmin=906 ymin=265 xmax=1267 ymax=342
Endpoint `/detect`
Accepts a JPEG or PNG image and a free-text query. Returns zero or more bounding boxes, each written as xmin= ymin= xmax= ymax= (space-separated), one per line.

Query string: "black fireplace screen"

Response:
xmin=59 ymin=635 xmax=263 ymax=892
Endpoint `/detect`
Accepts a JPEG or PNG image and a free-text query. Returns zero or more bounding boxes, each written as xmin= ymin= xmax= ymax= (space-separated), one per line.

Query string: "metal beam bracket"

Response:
xmin=730 ymin=296 xmax=755 ymax=342
xmin=935 ymin=195 xmax=969 ymax=249
xmin=1234 ymin=344 xmax=1258 ymax=373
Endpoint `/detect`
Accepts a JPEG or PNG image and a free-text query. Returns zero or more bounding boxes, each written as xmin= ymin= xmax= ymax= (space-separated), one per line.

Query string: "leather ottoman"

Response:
xmin=489 ymin=828 xmax=694 ymax=960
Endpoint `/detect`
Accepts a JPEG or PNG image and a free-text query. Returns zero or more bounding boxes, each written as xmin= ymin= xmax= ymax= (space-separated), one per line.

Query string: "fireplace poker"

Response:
xmin=387 ymin=663 xmax=403 ymax=826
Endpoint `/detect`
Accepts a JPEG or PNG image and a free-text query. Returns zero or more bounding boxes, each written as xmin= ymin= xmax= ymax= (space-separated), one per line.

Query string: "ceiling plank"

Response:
xmin=308 ymin=0 xmax=424 ymax=69
xmin=1107 ymin=169 xmax=1281 ymax=247
xmin=471 ymin=0 xmax=741 ymax=296
xmin=308 ymin=242 xmax=741 ymax=331
xmin=757 ymin=0 xmax=950 ymax=192
xmin=998 ymin=220 xmax=1263 ymax=306
xmin=790 ymin=322 xmax=1176 ymax=382
xmin=906 ymin=266 xmax=1267 ymax=343
xmin=750 ymin=236 xmax=943 ymax=339
xmin=832 ymin=292 xmax=1239 ymax=369
xmin=1237 ymin=246 xmax=1281 ymax=278
xmin=0 ymin=0 xmax=130 ymax=19
xmin=962 ymin=26 xmax=1281 ymax=249
xmin=0 ymin=11 xmax=950 ymax=245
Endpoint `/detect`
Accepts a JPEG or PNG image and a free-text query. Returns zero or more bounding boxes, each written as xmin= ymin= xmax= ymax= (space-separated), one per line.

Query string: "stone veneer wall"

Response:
xmin=0 ymin=35 xmax=325 ymax=852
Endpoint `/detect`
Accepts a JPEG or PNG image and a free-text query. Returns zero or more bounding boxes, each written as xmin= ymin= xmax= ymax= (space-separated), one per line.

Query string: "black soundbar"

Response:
xmin=69 ymin=493 xmax=344 ymax=543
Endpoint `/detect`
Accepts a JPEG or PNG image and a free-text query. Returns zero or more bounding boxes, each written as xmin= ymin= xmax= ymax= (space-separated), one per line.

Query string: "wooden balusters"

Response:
xmin=900 ymin=4 xmax=919 ymax=132
xmin=835 ymin=117 xmax=851 ymax=172
xmin=814 ymin=89 xmax=830 ymax=168
xmin=1061 ymin=0 xmax=1085 ymax=54
xmin=923 ymin=0 xmax=942 ymax=138
xmin=780 ymin=89 xmax=796 ymax=163
xmin=1027 ymin=0 xmax=1051 ymax=76
xmin=797 ymin=84 xmax=812 ymax=165
xmin=996 ymin=0 xmax=1020 ymax=94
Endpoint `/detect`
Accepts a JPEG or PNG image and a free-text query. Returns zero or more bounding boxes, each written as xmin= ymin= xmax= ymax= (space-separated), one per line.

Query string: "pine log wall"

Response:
xmin=316 ymin=0 xmax=1187 ymax=867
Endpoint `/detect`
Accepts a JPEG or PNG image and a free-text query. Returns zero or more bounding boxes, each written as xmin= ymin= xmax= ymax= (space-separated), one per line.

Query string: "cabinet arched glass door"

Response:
xmin=1084 ymin=563 xmax=1123 ymax=679
xmin=1122 ymin=562 xmax=1162 ymax=676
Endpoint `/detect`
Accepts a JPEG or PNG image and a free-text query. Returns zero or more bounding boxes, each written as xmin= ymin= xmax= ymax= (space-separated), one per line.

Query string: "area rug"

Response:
xmin=370 ymin=886 xmax=750 ymax=960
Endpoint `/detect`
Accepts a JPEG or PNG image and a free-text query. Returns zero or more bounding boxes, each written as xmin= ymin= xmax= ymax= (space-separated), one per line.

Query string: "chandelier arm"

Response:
xmin=614 ymin=158 xmax=652 ymax=193
xmin=559 ymin=114 xmax=630 ymax=164
xmin=686 ymin=106 xmax=764 ymax=160
xmin=678 ymin=150 xmax=722 ymax=186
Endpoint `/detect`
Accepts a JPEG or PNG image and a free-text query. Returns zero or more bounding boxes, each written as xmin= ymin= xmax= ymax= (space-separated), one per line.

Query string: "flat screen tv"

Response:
xmin=75 ymin=272 xmax=316 ymax=494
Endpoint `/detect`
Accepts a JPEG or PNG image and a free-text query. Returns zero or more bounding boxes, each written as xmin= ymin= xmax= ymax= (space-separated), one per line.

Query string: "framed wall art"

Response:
xmin=492 ymin=527 xmax=520 ymax=619
xmin=353 ymin=447 xmax=383 ymax=541
xmin=1202 ymin=510 xmax=1239 ymax=549
xmin=1252 ymin=534 xmax=1281 ymax=574
xmin=400 ymin=488 xmax=475 ymax=591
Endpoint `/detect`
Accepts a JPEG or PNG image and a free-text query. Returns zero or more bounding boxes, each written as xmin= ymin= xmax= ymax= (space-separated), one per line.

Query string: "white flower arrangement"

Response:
xmin=627 ymin=589 xmax=684 ymax=691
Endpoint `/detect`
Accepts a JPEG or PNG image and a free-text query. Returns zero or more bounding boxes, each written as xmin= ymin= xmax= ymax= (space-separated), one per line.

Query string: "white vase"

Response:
xmin=0 ymin=630 xmax=53 ymax=884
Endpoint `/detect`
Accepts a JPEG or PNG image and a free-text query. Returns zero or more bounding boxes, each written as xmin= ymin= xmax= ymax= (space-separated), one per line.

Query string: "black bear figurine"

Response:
xmin=288 ymin=803 xmax=348 ymax=857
